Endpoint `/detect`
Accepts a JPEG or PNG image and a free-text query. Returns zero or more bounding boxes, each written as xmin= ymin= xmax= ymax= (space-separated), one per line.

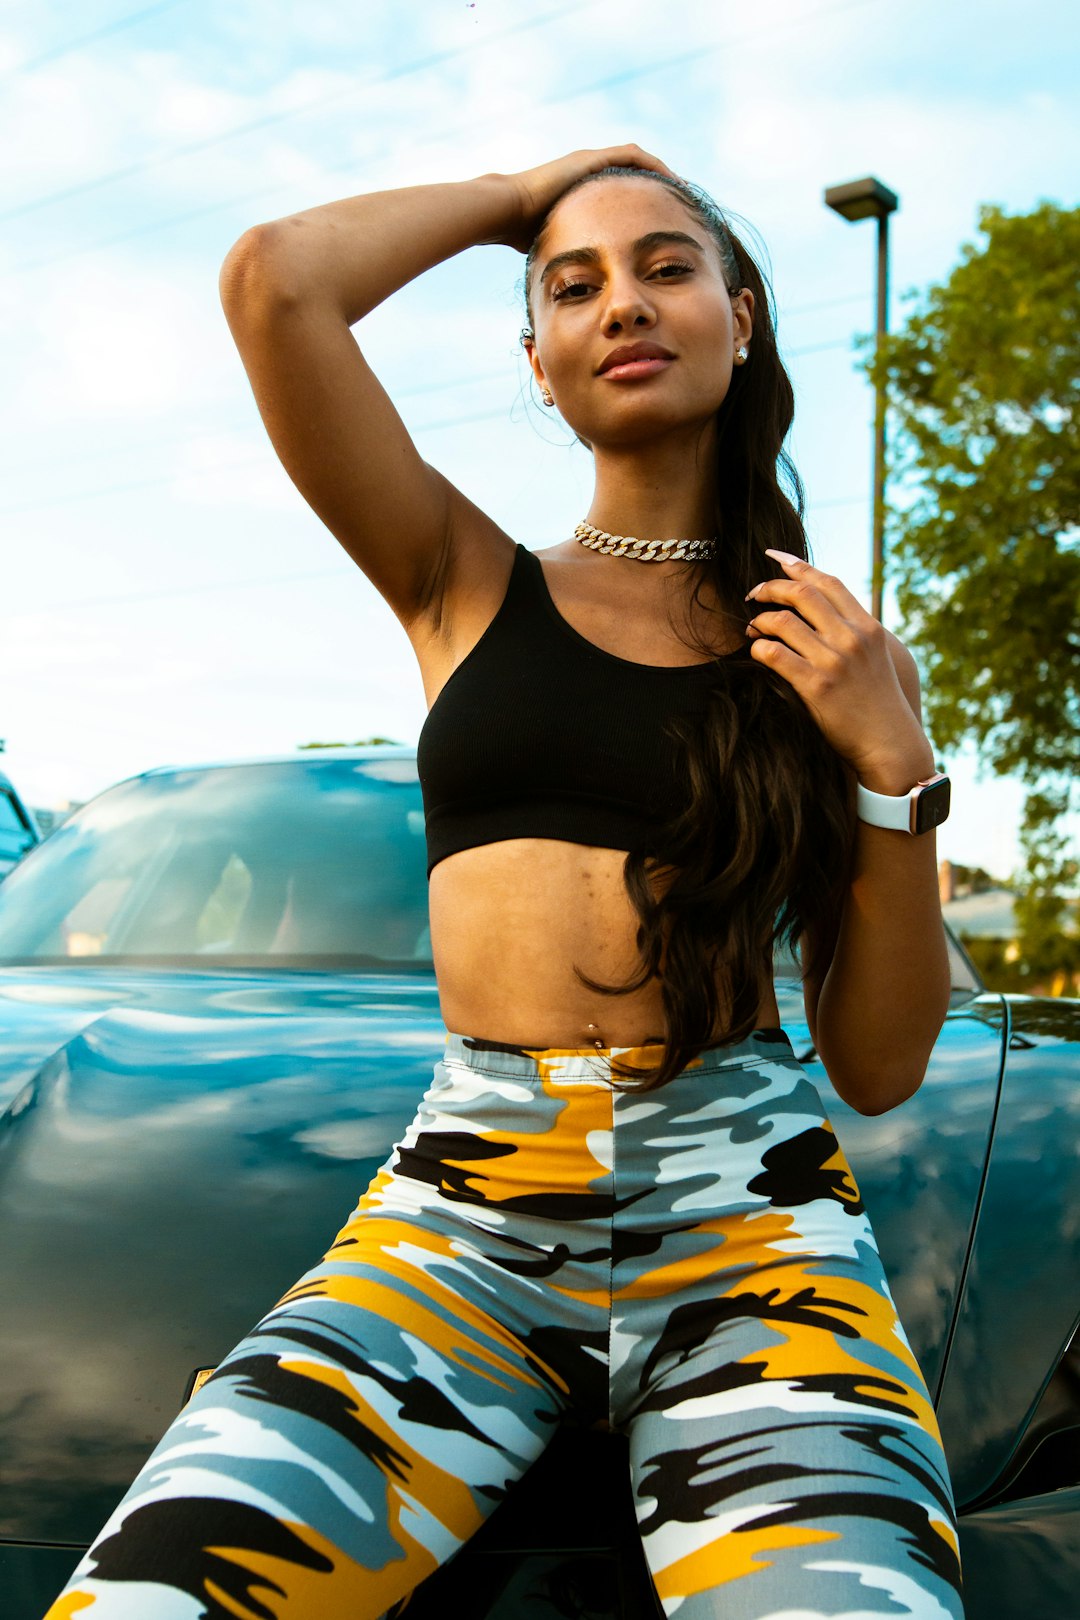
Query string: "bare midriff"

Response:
xmin=428 ymin=836 xmax=780 ymax=1050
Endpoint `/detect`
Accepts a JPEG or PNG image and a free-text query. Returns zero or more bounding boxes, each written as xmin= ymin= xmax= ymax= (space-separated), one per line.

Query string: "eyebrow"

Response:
xmin=538 ymin=230 xmax=707 ymax=289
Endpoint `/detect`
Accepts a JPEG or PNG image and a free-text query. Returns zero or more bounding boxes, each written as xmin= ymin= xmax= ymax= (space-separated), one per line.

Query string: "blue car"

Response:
xmin=0 ymin=746 xmax=1076 ymax=1619
xmin=0 ymin=766 xmax=43 ymax=880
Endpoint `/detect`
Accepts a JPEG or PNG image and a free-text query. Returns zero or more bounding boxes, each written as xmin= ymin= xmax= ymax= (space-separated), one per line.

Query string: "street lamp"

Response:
xmin=824 ymin=176 xmax=899 ymax=624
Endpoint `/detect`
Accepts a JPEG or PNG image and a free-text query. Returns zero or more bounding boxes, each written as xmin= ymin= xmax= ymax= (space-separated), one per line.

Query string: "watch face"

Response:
xmin=914 ymin=777 xmax=951 ymax=834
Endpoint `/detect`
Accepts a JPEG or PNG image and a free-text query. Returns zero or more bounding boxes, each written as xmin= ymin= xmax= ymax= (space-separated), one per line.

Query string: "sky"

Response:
xmin=1 ymin=0 xmax=1076 ymax=879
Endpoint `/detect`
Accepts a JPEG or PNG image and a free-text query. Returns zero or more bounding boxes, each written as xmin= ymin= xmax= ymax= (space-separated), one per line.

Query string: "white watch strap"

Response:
xmin=856 ymin=780 xmax=918 ymax=832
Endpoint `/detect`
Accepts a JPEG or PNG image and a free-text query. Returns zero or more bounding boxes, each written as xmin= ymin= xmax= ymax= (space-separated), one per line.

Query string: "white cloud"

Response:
xmin=5 ymin=256 xmax=223 ymax=421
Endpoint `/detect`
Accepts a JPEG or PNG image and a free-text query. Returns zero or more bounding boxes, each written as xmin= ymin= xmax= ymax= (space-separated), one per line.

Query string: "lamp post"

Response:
xmin=824 ymin=176 xmax=899 ymax=624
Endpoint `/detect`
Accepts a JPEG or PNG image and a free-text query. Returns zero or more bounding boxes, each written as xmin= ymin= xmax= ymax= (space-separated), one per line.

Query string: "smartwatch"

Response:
xmin=856 ymin=772 xmax=951 ymax=835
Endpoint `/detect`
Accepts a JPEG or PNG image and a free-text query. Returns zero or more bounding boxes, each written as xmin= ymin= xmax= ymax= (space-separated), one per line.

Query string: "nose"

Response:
xmin=600 ymin=271 xmax=657 ymax=334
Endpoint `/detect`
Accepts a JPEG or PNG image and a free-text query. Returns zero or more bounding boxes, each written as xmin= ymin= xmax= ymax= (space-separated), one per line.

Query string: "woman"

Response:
xmin=43 ymin=146 xmax=964 ymax=1619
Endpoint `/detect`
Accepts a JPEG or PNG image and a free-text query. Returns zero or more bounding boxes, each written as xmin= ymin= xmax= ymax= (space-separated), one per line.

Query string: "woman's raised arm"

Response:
xmin=217 ymin=173 xmax=522 ymax=627
xmin=216 ymin=147 xmax=677 ymax=629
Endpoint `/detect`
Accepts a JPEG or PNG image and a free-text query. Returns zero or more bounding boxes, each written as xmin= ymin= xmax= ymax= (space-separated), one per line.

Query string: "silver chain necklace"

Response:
xmin=574 ymin=518 xmax=717 ymax=562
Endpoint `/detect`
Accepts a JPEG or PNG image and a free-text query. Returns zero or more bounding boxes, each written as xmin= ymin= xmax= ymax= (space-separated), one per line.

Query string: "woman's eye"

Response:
xmin=552 ymin=278 xmax=593 ymax=302
xmin=653 ymin=259 xmax=693 ymax=278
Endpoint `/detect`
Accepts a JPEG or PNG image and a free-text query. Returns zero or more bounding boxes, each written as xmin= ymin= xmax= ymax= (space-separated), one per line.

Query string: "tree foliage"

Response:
xmin=860 ymin=199 xmax=1080 ymax=785
xmin=1012 ymin=787 xmax=1080 ymax=989
xmin=858 ymin=200 xmax=1079 ymax=990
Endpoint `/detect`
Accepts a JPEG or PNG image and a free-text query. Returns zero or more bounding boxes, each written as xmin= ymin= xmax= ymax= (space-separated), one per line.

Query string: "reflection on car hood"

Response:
xmin=0 ymin=965 xmax=450 ymax=1544
xmin=0 ymin=965 xmax=444 ymax=1111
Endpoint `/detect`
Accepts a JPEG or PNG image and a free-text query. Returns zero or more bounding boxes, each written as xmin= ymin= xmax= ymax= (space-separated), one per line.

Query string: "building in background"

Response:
xmin=940 ymin=860 xmax=1080 ymax=997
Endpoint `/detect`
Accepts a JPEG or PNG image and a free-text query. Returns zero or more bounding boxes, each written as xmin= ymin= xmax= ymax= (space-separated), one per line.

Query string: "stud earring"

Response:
xmin=735 ymin=346 xmax=749 ymax=363
xmin=541 ymin=390 xmax=554 ymax=406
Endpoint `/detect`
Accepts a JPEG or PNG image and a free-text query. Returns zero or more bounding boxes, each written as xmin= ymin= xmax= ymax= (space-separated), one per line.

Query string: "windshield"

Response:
xmin=0 ymin=753 xmax=980 ymax=991
xmin=0 ymin=757 xmax=433 ymax=970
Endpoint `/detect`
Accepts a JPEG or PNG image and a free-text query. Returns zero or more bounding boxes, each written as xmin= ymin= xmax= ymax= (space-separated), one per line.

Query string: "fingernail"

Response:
xmin=744 ymin=584 xmax=763 ymax=600
xmin=764 ymin=548 xmax=802 ymax=566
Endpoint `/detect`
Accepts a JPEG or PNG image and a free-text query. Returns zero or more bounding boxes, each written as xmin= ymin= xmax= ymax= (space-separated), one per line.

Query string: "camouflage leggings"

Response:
xmin=44 ymin=1027 xmax=965 ymax=1619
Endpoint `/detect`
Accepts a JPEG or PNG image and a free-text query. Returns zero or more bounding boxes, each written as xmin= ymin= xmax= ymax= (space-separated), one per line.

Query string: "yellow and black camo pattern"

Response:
xmin=44 ymin=1028 xmax=965 ymax=1620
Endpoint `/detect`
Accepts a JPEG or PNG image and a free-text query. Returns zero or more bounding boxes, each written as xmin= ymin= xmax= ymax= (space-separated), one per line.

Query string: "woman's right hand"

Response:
xmin=489 ymin=145 xmax=682 ymax=254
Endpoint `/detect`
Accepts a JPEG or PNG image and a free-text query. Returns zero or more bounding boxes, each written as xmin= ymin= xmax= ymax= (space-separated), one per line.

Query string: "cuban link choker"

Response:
xmin=573 ymin=520 xmax=717 ymax=562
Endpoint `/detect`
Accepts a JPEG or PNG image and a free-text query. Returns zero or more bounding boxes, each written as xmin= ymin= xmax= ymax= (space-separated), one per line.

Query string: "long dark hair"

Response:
xmin=522 ymin=167 xmax=856 ymax=1091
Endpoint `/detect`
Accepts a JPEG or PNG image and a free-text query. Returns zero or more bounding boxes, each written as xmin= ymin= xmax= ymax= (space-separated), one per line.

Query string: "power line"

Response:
xmin=1 ymin=564 xmax=354 ymax=616
xmin=3 ymin=485 xmax=874 ymax=620
xmin=3 ymin=0 xmax=882 ymax=276
xmin=0 ymin=403 xmax=527 ymax=517
xmin=0 ymin=289 xmax=869 ymax=487
xmin=0 ymin=297 xmax=867 ymax=480
xmin=0 ymin=1 xmax=587 ymax=226
xmin=5 ymin=187 xmax=266 ymax=274
xmin=0 ymin=11 xmax=890 ymax=605
xmin=0 ymin=367 xmax=515 ymax=478
xmin=0 ymin=450 xmax=270 ymax=515
xmin=2 ymin=1 xmax=188 ymax=79
xmin=1 ymin=334 xmax=859 ymax=519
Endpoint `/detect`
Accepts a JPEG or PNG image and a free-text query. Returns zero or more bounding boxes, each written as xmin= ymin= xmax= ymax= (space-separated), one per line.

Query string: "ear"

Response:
xmin=733 ymin=286 xmax=755 ymax=347
xmin=522 ymin=333 xmax=548 ymax=394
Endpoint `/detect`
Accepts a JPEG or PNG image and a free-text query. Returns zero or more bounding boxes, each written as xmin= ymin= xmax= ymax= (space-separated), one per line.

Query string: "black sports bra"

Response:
xmin=416 ymin=542 xmax=750 ymax=877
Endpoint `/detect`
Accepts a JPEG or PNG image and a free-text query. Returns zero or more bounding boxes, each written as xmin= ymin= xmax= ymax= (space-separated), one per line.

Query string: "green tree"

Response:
xmin=1012 ymin=788 xmax=1080 ymax=992
xmin=860 ymin=199 xmax=1080 ymax=984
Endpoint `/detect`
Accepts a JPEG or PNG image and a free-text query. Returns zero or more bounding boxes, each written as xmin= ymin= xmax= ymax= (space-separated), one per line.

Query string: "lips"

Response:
xmin=597 ymin=342 xmax=675 ymax=375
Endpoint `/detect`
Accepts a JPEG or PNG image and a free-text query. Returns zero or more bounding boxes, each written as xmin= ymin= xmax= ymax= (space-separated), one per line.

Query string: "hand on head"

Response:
xmin=493 ymin=145 xmax=682 ymax=254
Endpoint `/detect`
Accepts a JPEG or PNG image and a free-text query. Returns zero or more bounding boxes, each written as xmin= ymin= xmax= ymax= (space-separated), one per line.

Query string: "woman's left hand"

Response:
xmin=744 ymin=549 xmax=935 ymax=787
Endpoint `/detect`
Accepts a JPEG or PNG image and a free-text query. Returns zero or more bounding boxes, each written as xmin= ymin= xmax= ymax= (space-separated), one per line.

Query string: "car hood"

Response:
xmin=0 ymin=964 xmax=452 ymax=1545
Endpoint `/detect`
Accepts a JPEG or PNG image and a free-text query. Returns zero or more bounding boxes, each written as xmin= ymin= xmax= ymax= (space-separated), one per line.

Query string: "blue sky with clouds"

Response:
xmin=1 ymin=0 xmax=1076 ymax=877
